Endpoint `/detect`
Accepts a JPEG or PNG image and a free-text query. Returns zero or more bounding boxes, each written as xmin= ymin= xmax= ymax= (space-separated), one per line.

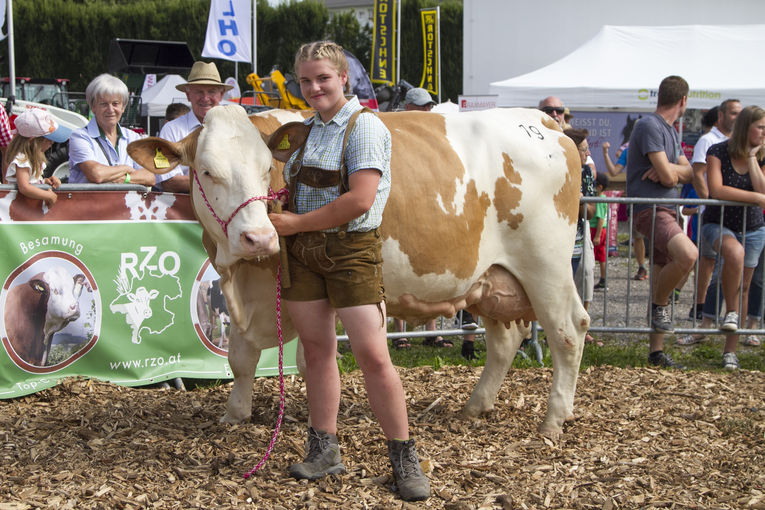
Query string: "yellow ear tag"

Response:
xmin=277 ymin=134 xmax=291 ymax=150
xmin=154 ymin=148 xmax=170 ymax=169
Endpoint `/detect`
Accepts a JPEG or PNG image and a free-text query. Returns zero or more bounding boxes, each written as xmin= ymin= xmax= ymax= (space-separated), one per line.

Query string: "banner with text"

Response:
xmin=202 ymin=0 xmax=252 ymax=62
xmin=419 ymin=7 xmax=439 ymax=96
xmin=0 ymin=190 xmax=297 ymax=399
xmin=370 ymin=0 xmax=396 ymax=85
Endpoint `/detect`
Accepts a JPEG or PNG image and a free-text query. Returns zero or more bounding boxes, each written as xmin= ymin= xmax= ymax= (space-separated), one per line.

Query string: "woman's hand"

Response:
xmin=268 ymin=210 xmax=303 ymax=237
xmin=749 ymin=143 xmax=763 ymax=159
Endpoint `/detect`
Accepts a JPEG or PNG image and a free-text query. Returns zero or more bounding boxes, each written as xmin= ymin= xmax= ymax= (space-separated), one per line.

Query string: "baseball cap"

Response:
xmin=404 ymin=88 xmax=436 ymax=107
xmin=14 ymin=109 xmax=72 ymax=143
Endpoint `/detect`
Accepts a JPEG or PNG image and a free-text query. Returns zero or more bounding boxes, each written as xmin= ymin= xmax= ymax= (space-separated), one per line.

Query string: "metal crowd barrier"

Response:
xmin=580 ymin=195 xmax=765 ymax=337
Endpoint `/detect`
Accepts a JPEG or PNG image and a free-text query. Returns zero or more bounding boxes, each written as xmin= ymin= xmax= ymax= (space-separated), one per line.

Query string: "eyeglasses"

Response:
xmin=541 ymin=106 xmax=565 ymax=115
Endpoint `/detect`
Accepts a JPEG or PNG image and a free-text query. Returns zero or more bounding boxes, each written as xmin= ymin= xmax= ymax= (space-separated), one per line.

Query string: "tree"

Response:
xmin=0 ymin=0 xmax=462 ymax=102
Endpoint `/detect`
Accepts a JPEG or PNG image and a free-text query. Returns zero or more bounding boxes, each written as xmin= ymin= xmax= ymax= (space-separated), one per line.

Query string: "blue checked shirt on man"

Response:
xmin=283 ymin=97 xmax=391 ymax=233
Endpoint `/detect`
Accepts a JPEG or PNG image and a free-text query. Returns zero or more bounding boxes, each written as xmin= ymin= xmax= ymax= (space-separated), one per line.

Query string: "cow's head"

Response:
xmin=128 ymin=105 xmax=279 ymax=267
xmin=40 ymin=268 xmax=86 ymax=337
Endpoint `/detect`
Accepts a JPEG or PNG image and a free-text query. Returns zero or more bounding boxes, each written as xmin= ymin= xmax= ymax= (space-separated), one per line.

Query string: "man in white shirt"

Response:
xmin=156 ymin=61 xmax=233 ymax=193
xmin=691 ymin=99 xmax=741 ymax=198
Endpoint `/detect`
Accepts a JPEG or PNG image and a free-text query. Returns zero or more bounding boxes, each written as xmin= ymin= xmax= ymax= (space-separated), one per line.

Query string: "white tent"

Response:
xmin=140 ymin=74 xmax=190 ymax=117
xmin=489 ymin=25 xmax=765 ymax=110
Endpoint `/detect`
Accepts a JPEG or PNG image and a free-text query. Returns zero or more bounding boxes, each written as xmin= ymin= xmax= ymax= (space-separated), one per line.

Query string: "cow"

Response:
xmin=208 ymin=279 xmax=230 ymax=348
xmin=5 ymin=266 xmax=88 ymax=366
xmin=128 ymin=104 xmax=587 ymax=438
xmin=109 ymin=274 xmax=160 ymax=345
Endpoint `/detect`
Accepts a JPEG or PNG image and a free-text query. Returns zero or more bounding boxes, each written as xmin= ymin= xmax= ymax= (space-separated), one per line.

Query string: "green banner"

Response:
xmin=0 ymin=190 xmax=297 ymax=398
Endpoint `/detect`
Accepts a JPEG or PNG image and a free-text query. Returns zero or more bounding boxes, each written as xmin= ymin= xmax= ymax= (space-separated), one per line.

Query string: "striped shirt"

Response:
xmin=283 ymin=97 xmax=391 ymax=232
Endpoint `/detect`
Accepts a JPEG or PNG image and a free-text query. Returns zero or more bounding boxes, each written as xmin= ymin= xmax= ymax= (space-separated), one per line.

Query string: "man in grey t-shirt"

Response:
xmin=626 ymin=75 xmax=697 ymax=369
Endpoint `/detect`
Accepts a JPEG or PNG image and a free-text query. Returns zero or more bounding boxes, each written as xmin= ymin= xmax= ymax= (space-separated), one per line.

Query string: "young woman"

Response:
xmin=3 ymin=109 xmax=68 ymax=206
xmin=700 ymin=105 xmax=765 ymax=370
xmin=267 ymin=41 xmax=430 ymax=502
xmin=564 ymin=128 xmax=600 ymax=345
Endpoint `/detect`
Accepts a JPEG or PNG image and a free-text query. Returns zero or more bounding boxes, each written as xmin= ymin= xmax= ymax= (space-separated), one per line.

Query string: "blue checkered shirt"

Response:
xmin=283 ymin=97 xmax=391 ymax=232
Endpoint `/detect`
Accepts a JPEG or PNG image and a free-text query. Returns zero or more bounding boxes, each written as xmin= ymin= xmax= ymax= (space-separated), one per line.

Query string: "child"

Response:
xmin=3 ymin=109 xmax=70 ymax=206
xmin=267 ymin=41 xmax=430 ymax=502
xmin=592 ymin=172 xmax=610 ymax=290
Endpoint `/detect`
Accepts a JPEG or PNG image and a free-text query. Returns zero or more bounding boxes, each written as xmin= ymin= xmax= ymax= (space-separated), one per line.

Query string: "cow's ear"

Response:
xmin=127 ymin=127 xmax=201 ymax=174
xmin=267 ymin=122 xmax=311 ymax=162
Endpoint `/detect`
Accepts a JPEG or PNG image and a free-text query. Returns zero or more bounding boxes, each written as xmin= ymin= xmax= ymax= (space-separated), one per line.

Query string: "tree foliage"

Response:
xmin=0 ymin=0 xmax=462 ymax=101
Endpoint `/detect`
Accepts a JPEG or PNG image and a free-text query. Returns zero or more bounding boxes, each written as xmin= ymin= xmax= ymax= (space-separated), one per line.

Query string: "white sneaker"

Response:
xmin=720 ymin=311 xmax=739 ymax=332
xmin=722 ymin=351 xmax=739 ymax=370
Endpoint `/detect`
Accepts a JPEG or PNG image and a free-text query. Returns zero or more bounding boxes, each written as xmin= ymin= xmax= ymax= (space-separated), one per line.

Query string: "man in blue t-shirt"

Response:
xmin=626 ymin=75 xmax=698 ymax=369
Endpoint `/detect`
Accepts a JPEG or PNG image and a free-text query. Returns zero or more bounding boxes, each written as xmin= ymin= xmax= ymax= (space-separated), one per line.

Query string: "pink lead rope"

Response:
xmin=190 ymin=170 xmax=288 ymax=478
xmin=243 ymin=264 xmax=285 ymax=479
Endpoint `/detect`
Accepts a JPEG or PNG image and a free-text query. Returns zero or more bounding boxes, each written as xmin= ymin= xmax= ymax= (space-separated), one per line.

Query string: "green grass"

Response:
xmin=336 ymin=330 xmax=765 ymax=373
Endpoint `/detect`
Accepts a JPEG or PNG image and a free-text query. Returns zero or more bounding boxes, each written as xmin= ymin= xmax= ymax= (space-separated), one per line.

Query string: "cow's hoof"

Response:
xmin=537 ymin=422 xmax=563 ymax=440
xmin=461 ymin=402 xmax=493 ymax=418
xmin=220 ymin=412 xmax=248 ymax=424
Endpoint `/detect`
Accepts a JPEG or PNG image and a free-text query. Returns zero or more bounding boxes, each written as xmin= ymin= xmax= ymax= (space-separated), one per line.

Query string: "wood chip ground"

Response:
xmin=1 ymin=366 xmax=763 ymax=509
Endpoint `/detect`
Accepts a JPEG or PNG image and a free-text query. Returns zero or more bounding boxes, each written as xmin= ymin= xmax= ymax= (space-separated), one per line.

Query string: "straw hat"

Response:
xmin=175 ymin=61 xmax=233 ymax=92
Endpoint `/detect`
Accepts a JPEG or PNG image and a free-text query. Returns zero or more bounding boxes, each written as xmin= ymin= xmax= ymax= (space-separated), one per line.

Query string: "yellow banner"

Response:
xmin=370 ymin=0 xmax=397 ymax=85
xmin=419 ymin=7 xmax=438 ymax=95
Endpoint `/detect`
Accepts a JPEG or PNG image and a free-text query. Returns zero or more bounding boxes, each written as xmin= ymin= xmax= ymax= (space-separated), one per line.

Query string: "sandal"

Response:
xmin=743 ymin=335 xmax=761 ymax=347
xmin=392 ymin=338 xmax=411 ymax=349
xmin=423 ymin=336 xmax=453 ymax=348
xmin=676 ymin=334 xmax=704 ymax=346
xmin=584 ymin=333 xmax=603 ymax=347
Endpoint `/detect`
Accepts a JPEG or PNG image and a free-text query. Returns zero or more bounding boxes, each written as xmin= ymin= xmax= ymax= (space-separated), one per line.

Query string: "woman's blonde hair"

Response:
xmin=293 ymin=40 xmax=351 ymax=94
xmin=728 ymin=105 xmax=765 ymax=161
xmin=3 ymin=135 xmax=49 ymax=181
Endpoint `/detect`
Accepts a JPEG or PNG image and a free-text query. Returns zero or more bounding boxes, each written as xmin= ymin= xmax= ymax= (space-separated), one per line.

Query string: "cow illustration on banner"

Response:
xmin=1 ymin=251 xmax=99 ymax=373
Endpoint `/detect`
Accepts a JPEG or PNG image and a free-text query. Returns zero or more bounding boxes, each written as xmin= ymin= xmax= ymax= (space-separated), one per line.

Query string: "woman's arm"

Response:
xmin=268 ymin=169 xmax=381 ymax=236
xmin=601 ymin=142 xmax=624 ymax=177
xmin=746 ymin=144 xmax=765 ymax=194
xmin=707 ymin=154 xmax=765 ymax=208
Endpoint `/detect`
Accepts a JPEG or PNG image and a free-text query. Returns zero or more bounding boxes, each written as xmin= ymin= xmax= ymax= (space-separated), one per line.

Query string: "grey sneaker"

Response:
xmin=722 ymin=351 xmax=740 ymax=370
xmin=720 ymin=311 xmax=739 ymax=332
xmin=388 ymin=438 xmax=430 ymax=501
xmin=289 ymin=427 xmax=346 ymax=480
xmin=651 ymin=305 xmax=674 ymax=333
xmin=648 ymin=350 xmax=684 ymax=369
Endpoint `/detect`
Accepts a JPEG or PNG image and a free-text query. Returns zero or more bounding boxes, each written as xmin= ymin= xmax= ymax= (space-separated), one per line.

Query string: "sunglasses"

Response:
xmin=541 ymin=106 xmax=565 ymax=115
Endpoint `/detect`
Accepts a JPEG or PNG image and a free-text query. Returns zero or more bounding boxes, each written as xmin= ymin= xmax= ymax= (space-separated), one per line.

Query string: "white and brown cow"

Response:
xmin=128 ymin=104 xmax=587 ymax=437
xmin=5 ymin=267 xmax=88 ymax=366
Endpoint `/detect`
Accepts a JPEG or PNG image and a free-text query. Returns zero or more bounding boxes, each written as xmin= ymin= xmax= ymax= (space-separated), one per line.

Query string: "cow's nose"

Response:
xmin=241 ymin=228 xmax=278 ymax=255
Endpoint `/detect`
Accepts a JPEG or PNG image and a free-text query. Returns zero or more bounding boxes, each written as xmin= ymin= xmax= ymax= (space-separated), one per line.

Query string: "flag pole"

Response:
xmin=395 ymin=0 xmax=400 ymax=85
xmin=252 ymin=0 xmax=257 ymax=73
xmin=7 ymin=0 xmax=15 ymax=102
xmin=436 ymin=5 xmax=441 ymax=104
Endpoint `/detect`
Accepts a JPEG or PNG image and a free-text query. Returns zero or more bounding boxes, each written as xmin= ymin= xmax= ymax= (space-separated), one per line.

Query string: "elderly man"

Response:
xmin=155 ymin=61 xmax=233 ymax=192
xmin=539 ymin=96 xmax=567 ymax=128
xmin=403 ymin=88 xmax=436 ymax=111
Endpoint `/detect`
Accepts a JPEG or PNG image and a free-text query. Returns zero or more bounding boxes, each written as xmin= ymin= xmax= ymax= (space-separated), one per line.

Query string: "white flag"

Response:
xmin=202 ymin=0 xmax=251 ymax=63
xmin=0 ymin=0 xmax=6 ymax=41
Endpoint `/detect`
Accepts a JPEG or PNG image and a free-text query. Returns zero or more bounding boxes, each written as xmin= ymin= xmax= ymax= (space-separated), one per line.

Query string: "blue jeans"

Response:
xmin=701 ymin=225 xmax=765 ymax=319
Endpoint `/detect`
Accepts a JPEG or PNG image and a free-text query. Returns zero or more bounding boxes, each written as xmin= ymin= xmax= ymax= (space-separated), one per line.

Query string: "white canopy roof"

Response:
xmin=140 ymin=74 xmax=190 ymax=117
xmin=489 ymin=25 xmax=765 ymax=110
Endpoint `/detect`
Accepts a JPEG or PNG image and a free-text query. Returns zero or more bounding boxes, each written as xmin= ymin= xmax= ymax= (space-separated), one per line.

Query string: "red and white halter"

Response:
xmin=192 ymin=169 xmax=288 ymax=238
